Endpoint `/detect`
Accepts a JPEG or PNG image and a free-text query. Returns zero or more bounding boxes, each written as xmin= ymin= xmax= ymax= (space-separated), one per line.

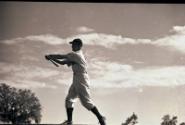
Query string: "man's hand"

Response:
xmin=45 ymin=55 xmax=59 ymax=67
xmin=45 ymin=55 xmax=51 ymax=60
xmin=67 ymin=63 xmax=72 ymax=67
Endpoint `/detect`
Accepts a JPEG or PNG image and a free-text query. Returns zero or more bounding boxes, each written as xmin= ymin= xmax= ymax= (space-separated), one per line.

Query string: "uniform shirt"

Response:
xmin=67 ymin=50 xmax=90 ymax=86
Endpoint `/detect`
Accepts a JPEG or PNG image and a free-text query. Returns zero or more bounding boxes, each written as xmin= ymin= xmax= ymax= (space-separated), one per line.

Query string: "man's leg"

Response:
xmin=91 ymin=106 xmax=104 ymax=119
xmin=78 ymin=85 xmax=106 ymax=125
xmin=66 ymin=108 xmax=73 ymax=123
xmin=64 ymin=85 xmax=77 ymax=124
xmin=91 ymin=106 xmax=106 ymax=125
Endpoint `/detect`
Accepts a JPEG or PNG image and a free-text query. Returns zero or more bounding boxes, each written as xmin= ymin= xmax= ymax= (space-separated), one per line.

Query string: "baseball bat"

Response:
xmin=49 ymin=59 xmax=59 ymax=67
xmin=45 ymin=55 xmax=59 ymax=67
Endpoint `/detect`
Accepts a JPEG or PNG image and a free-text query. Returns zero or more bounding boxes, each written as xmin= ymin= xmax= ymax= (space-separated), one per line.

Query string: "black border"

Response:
xmin=0 ymin=0 xmax=185 ymax=4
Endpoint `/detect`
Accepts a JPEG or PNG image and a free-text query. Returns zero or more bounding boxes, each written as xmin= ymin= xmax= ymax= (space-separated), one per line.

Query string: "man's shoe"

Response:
xmin=99 ymin=116 xmax=106 ymax=125
xmin=60 ymin=120 xmax=73 ymax=125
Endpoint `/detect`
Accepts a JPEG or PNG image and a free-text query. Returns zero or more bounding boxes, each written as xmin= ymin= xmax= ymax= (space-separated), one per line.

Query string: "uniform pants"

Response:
xmin=65 ymin=83 xmax=95 ymax=110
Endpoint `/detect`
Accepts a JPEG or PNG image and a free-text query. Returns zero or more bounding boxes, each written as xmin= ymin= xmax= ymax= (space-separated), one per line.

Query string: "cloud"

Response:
xmin=25 ymin=34 xmax=66 ymax=45
xmin=67 ymin=33 xmax=139 ymax=49
xmin=89 ymin=60 xmax=185 ymax=88
xmin=1 ymin=34 xmax=66 ymax=45
xmin=76 ymin=26 xmax=95 ymax=33
xmin=1 ymin=37 xmax=25 ymax=45
xmin=0 ymin=62 xmax=60 ymax=89
xmin=2 ymin=25 xmax=185 ymax=54
xmin=154 ymin=33 xmax=185 ymax=53
xmin=0 ymin=79 xmax=57 ymax=89
xmin=0 ymin=62 xmax=60 ymax=79
xmin=170 ymin=26 xmax=185 ymax=34
xmin=1 ymin=54 xmax=185 ymax=89
xmin=1 ymin=25 xmax=185 ymax=89
xmin=71 ymin=26 xmax=185 ymax=54
xmin=71 ymin=25 xmax=185 ymax=54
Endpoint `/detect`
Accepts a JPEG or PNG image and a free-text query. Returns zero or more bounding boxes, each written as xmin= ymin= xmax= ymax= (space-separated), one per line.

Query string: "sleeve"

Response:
xmin=67 ymin=52 xmax=78 ymax=62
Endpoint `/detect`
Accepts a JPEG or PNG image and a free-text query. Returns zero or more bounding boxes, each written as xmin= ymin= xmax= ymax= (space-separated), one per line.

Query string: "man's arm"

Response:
xmin=52 ymin=58 xmax=76 ymax=66
xmin=47 ymin=54 xmax=68 ymax=60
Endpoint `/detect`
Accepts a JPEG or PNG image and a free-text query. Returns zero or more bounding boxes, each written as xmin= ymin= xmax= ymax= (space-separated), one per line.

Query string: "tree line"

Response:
xmin=121 ymin=113 xmax=185 ymax=125
xmin=0 ymin=83 xmax=42 ymax=124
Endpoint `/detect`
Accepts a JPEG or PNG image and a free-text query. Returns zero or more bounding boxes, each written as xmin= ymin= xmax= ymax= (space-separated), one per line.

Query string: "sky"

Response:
xmin=1 ymin=2 xmax=185 ymax=125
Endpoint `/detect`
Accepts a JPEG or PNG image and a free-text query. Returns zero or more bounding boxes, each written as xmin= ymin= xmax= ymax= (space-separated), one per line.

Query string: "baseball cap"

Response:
xmin=69 ymin=38 xmax=83 ymax=47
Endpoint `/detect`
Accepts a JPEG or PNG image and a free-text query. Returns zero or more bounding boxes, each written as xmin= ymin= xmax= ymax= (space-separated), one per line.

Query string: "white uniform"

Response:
xmin=65 ymin=50 xmax=94 ymax=110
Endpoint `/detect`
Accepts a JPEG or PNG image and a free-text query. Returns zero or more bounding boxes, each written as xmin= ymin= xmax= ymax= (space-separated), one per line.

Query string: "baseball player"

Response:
xmin=45 ymin=38 xmax=106 ymax=125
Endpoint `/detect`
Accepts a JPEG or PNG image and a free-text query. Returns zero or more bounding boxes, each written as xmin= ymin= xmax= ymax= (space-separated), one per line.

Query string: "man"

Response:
xmin=45 ymin=38 xmax=106 ymax=125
